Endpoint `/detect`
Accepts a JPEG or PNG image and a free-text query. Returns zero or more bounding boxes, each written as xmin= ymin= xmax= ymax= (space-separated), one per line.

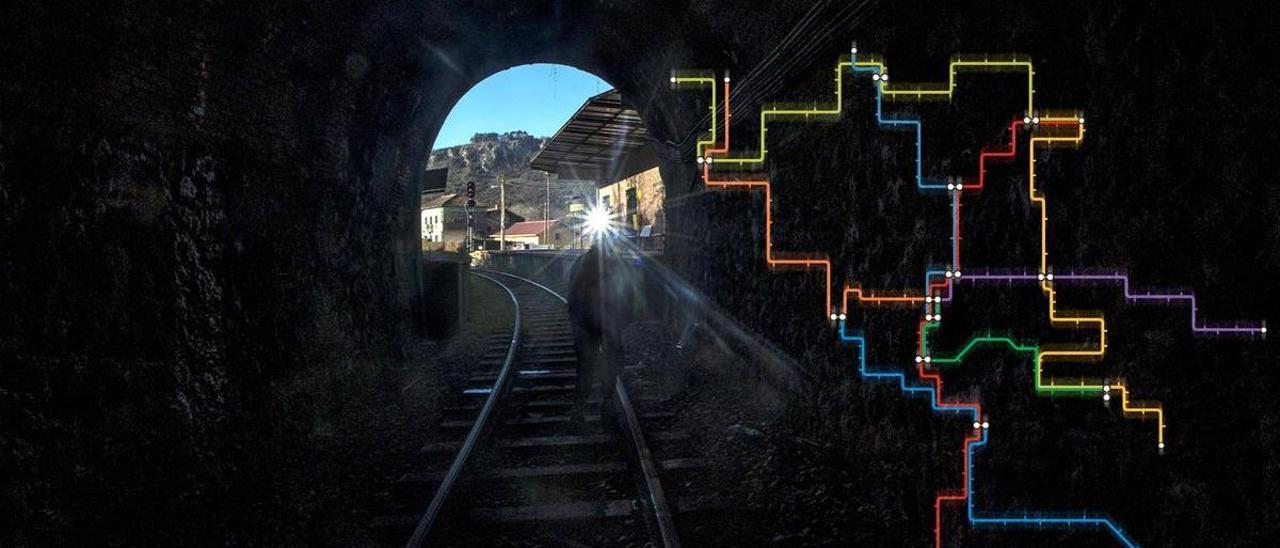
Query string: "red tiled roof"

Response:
xmin=503 ymin=220 xmax=560 ymax=237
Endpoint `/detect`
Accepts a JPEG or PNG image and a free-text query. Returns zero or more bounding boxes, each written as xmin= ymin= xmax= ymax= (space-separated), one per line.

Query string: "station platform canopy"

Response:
xmin=530 ymin=89 xmax=658 ymax=184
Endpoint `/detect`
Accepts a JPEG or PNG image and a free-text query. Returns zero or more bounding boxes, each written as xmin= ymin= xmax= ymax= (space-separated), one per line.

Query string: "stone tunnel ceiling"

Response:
xmin=2 ymin=0 xmax=1278 ymax=545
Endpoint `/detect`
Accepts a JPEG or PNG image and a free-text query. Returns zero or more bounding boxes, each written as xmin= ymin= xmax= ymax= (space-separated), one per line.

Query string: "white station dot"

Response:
xmin=924 ymin=356 xmax=933 ymax=363
xmin=852 ymin=47 xmax=859 ymax=54
xmin=981 ymin=421 xmax=990 ymax=429
xmin=839 ymin=313 xmax=848 ymax=320
xmin=955 ymin=184 xmax=963 ymax=191
xmin=1032 ymin=116 xmax=1041 ymax=124
xmin=705 ymin=156 xmax=714 ymax=164
xmin=1158 ymin=443 xmax=1165 ymax=449
xmin=696 ymin=157 xmax=705 ymax=164
xmin=1103 ymin=394 xmax=1112 ymax=402
xmin=1046 ymin=273 xmax=1055 ymax=281
xmin=724 ymin=77 xmax=731 ymax=83
xmin=1262 ymin=327 xmax=1268 ymax=334
xmin=1037 ymin=273 xmax=1046 ymax=281
xmin=915 ymin=355 xmax=924 ymax=363
xmin=934 ymin=315 xmax=942 ymax=322
xmin=1023 ymin=116 xmax=1032 ymax=125
xmin=872 ymin=74 xmax=881 ymax=81
xmin=945 ymin=271 xmax=954 ymax=279
xmin=973 ymin=422 xmax=982 ymax=429
xmin=1103 ymin=384 xmax=1111 ymax=392
xmin=1078 ymin=117 xmax=1086 ymax=124
xmin=925 ymin=314 xmax=934 ymax=321
xmin=880 ymin=74 xmax=888 ymax=82
xmin=670 ymin=77 xmax=677 ymax=83
xmin=947 ymin=183 xmax=955 ymax=191
xmin=954 ymin=271 xmax=962 ymax=278
xmin=830 ymin=313 xmax=838 ymax=321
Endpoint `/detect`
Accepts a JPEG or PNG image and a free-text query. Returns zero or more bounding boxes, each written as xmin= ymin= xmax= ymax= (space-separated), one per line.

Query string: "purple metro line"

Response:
xmin=953 ymin=269 xmax=1266 ymax=336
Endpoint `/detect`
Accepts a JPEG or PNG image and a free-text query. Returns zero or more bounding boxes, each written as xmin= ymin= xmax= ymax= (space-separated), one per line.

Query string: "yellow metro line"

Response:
xmin=863 ymin=54 xmax=1034 ymax=113
xmin=1030 ymin=122 xmax=1108 ymax=360
xmin=678 ymin=59 xmax=850 ymax=162
xmin=671 ymin=75 xmax=720 ymax=159
xmin=678 ymin=53 xmax=1071 ymax=165
xmin=1026 ymin=121 xmax=1165 ymax=444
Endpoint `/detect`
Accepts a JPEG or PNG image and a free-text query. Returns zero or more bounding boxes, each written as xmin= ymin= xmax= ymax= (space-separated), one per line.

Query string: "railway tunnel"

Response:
xmin=3 ymin=0 xmax=1280 ymax=545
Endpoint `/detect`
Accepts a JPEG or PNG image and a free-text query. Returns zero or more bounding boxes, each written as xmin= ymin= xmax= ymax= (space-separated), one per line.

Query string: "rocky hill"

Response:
xmin=426 ymin=131 xmax=596 ymax=220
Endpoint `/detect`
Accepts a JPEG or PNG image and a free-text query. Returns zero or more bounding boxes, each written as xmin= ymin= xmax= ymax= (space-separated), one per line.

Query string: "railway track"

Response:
xmin=376 ymin=269 xmax=694 ymax=547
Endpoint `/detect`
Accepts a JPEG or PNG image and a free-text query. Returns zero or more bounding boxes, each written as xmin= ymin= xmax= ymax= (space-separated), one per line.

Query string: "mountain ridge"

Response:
xmin=426 ymin=131 xmax=596 ymax=220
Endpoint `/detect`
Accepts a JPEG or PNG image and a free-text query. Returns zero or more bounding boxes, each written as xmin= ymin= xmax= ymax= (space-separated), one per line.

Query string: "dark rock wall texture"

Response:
xmin=1 ymin=0 xmax=1277 ymax=544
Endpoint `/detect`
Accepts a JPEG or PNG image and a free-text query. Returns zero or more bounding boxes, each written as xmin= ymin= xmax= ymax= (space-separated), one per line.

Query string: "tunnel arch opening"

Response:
xmin=415 ymin=60 xmax=668 ymax=335
xmin=360 ymin=3 xmax=712 ymax=341
xmin=421 ymin=63 xmax=611 ymax=252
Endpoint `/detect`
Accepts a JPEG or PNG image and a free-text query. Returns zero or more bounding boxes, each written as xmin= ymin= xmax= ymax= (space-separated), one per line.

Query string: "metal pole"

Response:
xmin=544 ymin=172 xmax=550 ymax=247
xmin=499 ymin=174 xmax=506 ymax=251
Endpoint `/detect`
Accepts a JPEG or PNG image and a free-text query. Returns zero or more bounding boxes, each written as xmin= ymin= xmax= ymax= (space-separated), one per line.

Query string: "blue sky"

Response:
xmin=432 ymin=64 xmax=612 ymax=149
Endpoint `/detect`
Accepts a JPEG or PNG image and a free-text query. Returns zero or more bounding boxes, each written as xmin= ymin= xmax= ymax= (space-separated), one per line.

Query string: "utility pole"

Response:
xmin=544 ymin=171 xmax=550 ymax=247
xmin=465 ymin=180 xmax=476 ymax=253
xmin=499 ymin=174 xmax=507 ymax=251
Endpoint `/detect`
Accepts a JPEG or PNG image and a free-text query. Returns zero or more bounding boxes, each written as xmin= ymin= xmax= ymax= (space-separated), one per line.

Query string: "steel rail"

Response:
xmin=479 ymin=268 xmax=682 ymax=548
xmin=407 ymin=271 xmax=521 ymax=547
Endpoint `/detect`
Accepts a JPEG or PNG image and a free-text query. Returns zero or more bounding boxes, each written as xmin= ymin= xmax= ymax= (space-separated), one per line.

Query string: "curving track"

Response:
xmin=382 ymin=269 xmax=684 ymax=547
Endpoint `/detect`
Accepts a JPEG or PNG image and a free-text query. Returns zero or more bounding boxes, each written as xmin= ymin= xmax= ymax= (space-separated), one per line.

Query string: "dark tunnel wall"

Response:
xmin=2 ymin=0 xmax=1278 ymax=544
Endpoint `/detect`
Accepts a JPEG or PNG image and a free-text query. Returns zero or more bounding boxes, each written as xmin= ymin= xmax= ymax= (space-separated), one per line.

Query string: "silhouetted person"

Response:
xmin=567 ymin=240 xmax=638 ymax=422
